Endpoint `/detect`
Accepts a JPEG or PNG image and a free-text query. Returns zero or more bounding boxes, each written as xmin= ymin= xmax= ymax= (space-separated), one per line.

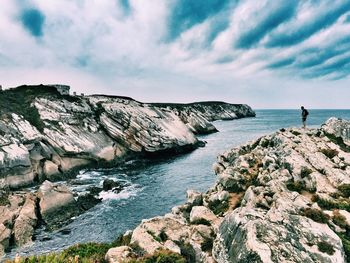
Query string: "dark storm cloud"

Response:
xmin=266 ymin=1 xmax=350 ymax=47
xmin=20 ymin=8 xmax=45 ymax=37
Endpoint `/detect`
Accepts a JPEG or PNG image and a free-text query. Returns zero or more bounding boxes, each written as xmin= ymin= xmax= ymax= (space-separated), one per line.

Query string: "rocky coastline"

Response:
xmin=0 ymin=85 xmax=255 ymax=257
xmin=102 ymin=118 xmax=350 ymax=263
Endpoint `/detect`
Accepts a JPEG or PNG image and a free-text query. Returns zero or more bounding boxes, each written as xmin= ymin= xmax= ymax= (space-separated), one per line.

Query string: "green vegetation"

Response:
xmin=6 ymin=242 xmax=114 ymax=263
xmin=303 ymin=208 xmax=330 ymax=223
xmin=200 ymin=236 xmax=214 ymax=252
xmin=300 ymin=167 xmax=313 ymax=178
xmin=158 ymin=229 xmax=168 ymax=242
xmin=127 ymin=249 xmax=185 ymax=263
xmin=207 ymin=199 xmax=229 ymax=216
xmin=317 ymin=241 xmax=335 ymax=255
xmin=174 ymin=241 xmax=196 ymax=263
xmin=337 ymin=233 xmax=350 ymax=261
xmin=5 ymin=232 xmax=134 ymax=263
xmin=313 ymin=195 xmax=350 ymax=212
xmin=191 ymin=218 xmax=211 ymax=226
xmin=286 ymin=181 xmax=305 ymax=193
xmin=320 ymin=148 xmax=338 ymax=159
xmin=333 ymin=210 xmax=347 ymax=229
xmin=0 ymin=191 xmax=10 ymax=206
xmin=325 ymin=133 xmax=350 ymax=153
xmin=0 ymin=85 xmax=79 ymax=132
xmin=338 ymin=184 xmax=350 ymax=198
xmin=291 ymin=130 xmax=301 ymax=136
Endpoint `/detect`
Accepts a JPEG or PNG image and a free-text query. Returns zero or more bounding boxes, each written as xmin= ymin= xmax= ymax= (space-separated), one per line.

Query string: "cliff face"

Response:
xmin=105 ymin=118 xmax=350 ymax=263
xmin=0 ymin=85 xmax=255 ymax=190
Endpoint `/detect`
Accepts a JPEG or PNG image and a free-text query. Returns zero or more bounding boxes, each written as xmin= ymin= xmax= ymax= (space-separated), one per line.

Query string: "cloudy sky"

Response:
xmin=1 ymin=0 xmax=350 ymax=108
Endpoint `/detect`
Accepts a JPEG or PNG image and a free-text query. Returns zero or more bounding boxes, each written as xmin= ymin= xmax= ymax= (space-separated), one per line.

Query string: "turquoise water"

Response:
xmin=9 ymin=109 xmax=350 ymax=257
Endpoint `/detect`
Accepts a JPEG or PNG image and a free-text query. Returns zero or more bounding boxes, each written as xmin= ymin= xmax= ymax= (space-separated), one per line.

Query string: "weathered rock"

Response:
xmin=105 ymin=246 xmax=135 ymax=263
xmin=190 ymin=206 xmax=217 ymax=225
xmin=13 ymin=194 xmax=37 ymax=246
xmin=0 ymin=224 xmax=11 ymax=257
xmin=0 ymin=85 xmax=254 ymax=189
xmin=42 ymin=160 xmax=60 ymax=180
xmin=187 ymin=190 xmax=202 ymax=206
xmin=103 ymin=179 xmax=122 ymax=192
xmin=106 ymin=118 xmax=350 ymax=263
xmin=38 ymin=180 xmax=79 ymax=229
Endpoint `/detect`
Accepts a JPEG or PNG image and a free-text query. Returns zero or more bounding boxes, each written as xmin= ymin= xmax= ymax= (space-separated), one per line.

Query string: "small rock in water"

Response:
xmin=103 ymin=179 xmax=123 ymax=192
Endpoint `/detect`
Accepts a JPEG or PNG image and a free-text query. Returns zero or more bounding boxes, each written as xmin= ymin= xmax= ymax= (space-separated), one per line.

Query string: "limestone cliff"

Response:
xmin=0 ymin=85 xmax=255 ymax=190
xmin=105 ymin=118 xmax=350 ymax=263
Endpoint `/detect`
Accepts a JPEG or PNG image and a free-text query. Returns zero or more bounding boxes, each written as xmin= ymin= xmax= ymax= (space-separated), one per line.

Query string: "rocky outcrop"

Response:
xmin=37 ymin=180 xmax=79 ymax=229
xmin=0 ymin=85 xmax=255 ymax=190
xmin=106 ymin=118 xmax=350 ymax=263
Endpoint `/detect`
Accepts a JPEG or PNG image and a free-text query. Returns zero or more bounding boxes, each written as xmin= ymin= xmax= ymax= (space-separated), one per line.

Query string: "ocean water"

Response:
xmin=8 ymin=109 xmax=350 ymax=257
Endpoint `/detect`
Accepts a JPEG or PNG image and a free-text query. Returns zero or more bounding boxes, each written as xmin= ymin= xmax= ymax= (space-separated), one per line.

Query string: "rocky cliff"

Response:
xmin=0 ymin=85 xmax=255 ymax=257
xmin=0 ymin=85 xmax=255 ymax=190
xmin=105 ymin=118 xmax=350 ymax=263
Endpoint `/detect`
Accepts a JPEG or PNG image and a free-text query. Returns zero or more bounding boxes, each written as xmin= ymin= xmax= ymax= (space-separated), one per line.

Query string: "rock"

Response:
xmin=42 ymin=160 xmax=60 ymax=180
xmin=0 ymin=223 xmax=11 ymax=257
xmin=130 ymin=216 xmax=190 ymax=255
xmin=164 ymin=240 xmax=181 ymax=254
xmin=190 ymin=206 xmax=217 ymax=225
xmin=0 ymin=85 xmax=255 ymax=189
xmin=13 ymin=194 xmax=37 ymax=246
xmin=187 ymin=190 xmax=202 ymax=206
xmin=103 ymin=179 xmax=122 ymax=192
xmin=105 ymin=246 xmax=135 ymax=263
xmin=77 ymin=193 xmax=102 ymax=211
xmin=38 ymin=180 xmax=79 ymax=229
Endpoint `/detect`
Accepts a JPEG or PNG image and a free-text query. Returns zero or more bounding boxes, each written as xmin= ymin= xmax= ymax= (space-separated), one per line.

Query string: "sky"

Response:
xmin=1 ymin=0 xmax=350 ymax=109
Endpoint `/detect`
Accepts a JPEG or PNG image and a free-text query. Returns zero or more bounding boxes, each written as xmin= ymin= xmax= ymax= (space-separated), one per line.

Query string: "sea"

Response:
xmin=7 ymin=109 xmax=350 ymax=258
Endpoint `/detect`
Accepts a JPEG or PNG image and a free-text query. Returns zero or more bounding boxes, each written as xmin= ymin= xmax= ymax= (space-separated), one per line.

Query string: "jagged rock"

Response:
xmin=106 ymin=118 xmax=350 ymax=263
xmin=187 ymin=190 xmax=202 ymax=206
xmin=77 ymin=193 xmax=102 ymax=211
xmin=0 ymin=224 xmax=11 ymax=257
xmin=190 ymin=206 xmax=217 ymax=225
xmin=13 ymin=194 xmax=37 ymax=246
xmin=164 ymin=240 xmax=181 ymax=254
xmin=105 ymin=246 xmax=135 ymax=263
xmin=130 ymin=216 xmax=190 ymax=255
xmin=43 ymin=160 xmax=60 ymax=180
xmin=103 ymin=179 xmax=122 ymax=192
xmin=38 ymin=180 xmax=79 ymax=229
xmin=0 ymin=86 xmax=254 ymax=189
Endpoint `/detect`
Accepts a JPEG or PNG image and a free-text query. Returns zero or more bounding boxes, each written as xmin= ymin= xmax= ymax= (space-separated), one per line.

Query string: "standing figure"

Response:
xmin=301 ymin=106 xmax=309 ymax=128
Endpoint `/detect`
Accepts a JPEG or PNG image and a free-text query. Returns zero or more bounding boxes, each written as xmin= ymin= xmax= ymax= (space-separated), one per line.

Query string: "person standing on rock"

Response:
xmin=301 ymin=106 xmax=309 ymax=128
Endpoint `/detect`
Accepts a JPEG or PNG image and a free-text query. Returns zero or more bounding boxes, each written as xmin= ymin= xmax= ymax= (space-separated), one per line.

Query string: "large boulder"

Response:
xmin=105 ymin=246 xmax=135 ymax=263
xmin=38 ymin=180 xmax=79 ymax=229
xmin=190 ymin=206 xmax=217 ymax=225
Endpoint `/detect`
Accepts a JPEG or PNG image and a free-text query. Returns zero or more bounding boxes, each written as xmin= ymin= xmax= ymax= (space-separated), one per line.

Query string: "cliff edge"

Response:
xmin=0 ymin=85 xmax=255 ymax=190
xmin=104 ymin=118 xmax=350 ymax=263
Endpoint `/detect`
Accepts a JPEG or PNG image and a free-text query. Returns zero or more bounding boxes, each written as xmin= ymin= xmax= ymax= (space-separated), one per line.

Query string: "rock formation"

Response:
xmin=0 ymin=85 xmax=255 ymax=257
xmin=0 ymin=85 xmax=255 ymax=190
xmin=105 ymin=118 xmax=350 ymax=263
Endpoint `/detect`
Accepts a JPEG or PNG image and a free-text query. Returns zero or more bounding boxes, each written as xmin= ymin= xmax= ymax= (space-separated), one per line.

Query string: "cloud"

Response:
xmin=165 ymin=0 xmax=230 ymax=41
xmin=20 ymin=8 xmax=45 ymax=37
xmin=266 ymin=1 xmax=350 ymax=47
xmin=118 ymin=0 xmax=131 ymax=16
xmin=0 ymin=0 xmax=350 ymax=108
xmin=235 ymin=1 xmax=298 ymax=49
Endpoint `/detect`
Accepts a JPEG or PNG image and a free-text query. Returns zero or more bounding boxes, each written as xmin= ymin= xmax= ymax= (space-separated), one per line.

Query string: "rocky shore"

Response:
xmin=0 ymin=85 xmax=255 ymax=257
xmin=103 ymin=118 xmax=350 ymax=263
